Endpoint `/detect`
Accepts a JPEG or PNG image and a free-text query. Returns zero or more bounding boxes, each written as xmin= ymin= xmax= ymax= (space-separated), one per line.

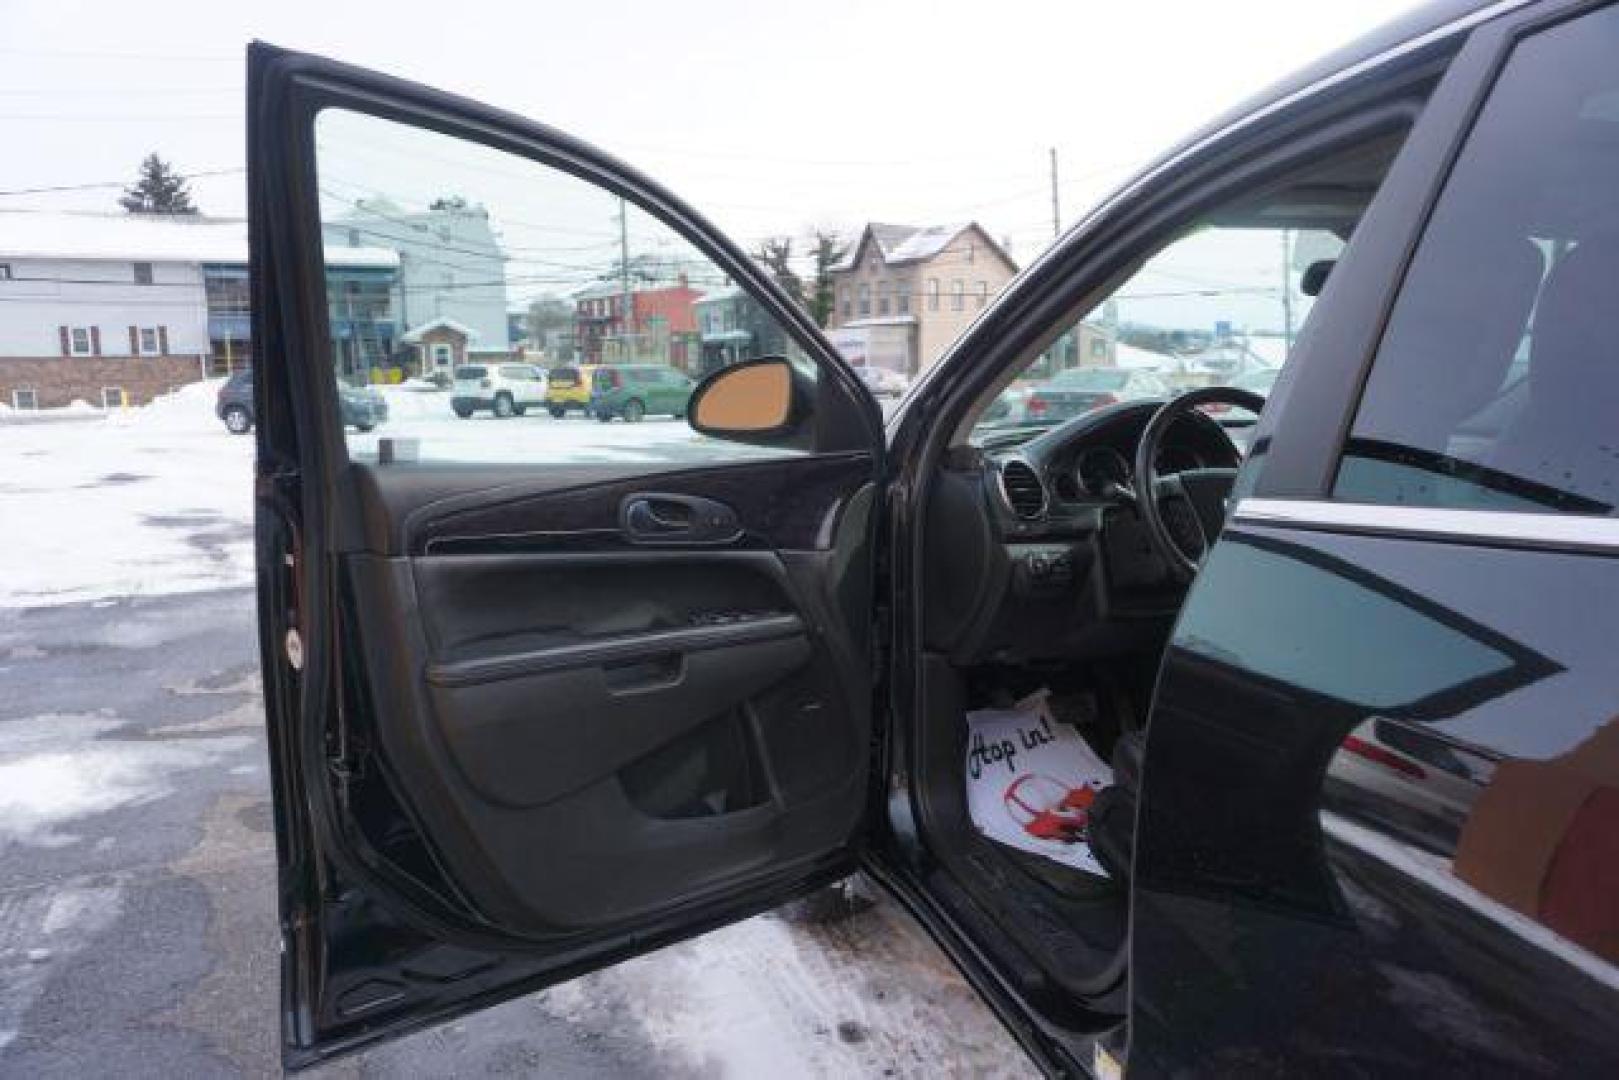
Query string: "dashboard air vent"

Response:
xmin=999 ymin=460 xmax=1046 ymax=519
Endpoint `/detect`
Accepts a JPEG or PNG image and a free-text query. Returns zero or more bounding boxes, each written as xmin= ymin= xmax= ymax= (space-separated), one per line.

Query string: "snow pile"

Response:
xmin=106 ymin=377 xmax=227 ymax=433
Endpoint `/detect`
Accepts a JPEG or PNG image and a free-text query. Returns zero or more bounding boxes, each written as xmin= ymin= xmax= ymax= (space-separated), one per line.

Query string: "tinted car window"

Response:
xmin=454 ymin=366 xmax=488 ymax=380
xmin=1335 ymin=7 xmax=1619 ymax=515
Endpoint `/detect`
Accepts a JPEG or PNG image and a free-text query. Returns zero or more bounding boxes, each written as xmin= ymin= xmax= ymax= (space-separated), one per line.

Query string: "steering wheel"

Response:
xmin=1133 ymin=385 xmax=1267 ymax=583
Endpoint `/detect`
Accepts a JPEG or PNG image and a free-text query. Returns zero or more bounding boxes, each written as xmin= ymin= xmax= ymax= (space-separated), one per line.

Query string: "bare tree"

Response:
xmin=807 ymin=229 xmax=848 ymax=328
xmin=753 ymin=237 xmax=806 ymax=310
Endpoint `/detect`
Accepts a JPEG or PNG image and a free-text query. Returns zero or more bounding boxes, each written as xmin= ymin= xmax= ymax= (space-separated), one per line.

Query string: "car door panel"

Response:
xmin=1132 ymin=524 xmax=1619 ymax=1074
xmin=250 ymin=43 xmax=882 ymax=1066
xmin=396 ymin=453 xmax=874 ymax=555
xmin=334 ymin=459 xmax=874 ymax=937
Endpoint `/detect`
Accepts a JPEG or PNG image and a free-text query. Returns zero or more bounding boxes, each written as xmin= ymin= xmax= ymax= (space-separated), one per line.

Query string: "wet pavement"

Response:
xmin=0 ymin=589 xmax=1032 ymax=1079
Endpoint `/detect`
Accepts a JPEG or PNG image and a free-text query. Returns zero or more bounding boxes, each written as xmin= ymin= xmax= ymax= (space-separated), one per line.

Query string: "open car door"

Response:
xmin=247 ymin=44 xmax=884 ymax=1068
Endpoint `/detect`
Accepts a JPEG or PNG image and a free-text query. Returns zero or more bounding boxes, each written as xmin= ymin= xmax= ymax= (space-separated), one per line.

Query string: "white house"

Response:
xmin=0 ymin=211 xmax=397 ymax=409
xmin=324 ymin=200 xmax=509 ymax=358
xmin=0 ymin=214 xmax=213 ymax=408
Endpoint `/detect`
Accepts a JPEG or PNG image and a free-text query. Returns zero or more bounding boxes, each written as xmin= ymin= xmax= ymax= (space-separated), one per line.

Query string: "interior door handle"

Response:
xmin=619 ymin=493 xmax=741 ymax=544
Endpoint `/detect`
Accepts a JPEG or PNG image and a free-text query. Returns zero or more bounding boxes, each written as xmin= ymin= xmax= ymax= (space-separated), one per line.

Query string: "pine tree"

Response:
xmin=119 ymin=154 xmax=198 ymax=215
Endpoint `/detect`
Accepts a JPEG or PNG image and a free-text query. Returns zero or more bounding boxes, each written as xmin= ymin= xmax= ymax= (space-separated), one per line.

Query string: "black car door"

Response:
xmin=1132 ymin=3 xmax=1619 ymax=1073
xmin=248 ymin=45 xmax=883 ymax=1068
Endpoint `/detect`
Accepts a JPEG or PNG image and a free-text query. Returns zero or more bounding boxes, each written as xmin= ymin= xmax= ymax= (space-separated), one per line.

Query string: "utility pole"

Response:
xmin=618 ymin=197 xmax=632 ymax=362
xmin=1049 ymin=147 xmax=1061 ymax=239
xmin=1280 ymin=228 xmax=1295 ymax=349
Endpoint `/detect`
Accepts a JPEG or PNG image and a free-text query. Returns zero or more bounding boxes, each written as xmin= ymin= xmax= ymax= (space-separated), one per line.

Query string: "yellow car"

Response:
xmin=544 ymin=364 xmax=597 ymax=417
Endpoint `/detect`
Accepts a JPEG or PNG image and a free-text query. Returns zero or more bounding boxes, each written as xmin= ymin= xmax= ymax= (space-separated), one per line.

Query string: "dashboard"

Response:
xmin=924 ymin=400 xmax=1241 ymax=665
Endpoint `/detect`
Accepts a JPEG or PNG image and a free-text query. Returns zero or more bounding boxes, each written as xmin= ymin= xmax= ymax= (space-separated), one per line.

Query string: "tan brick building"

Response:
xmin=827 ymin=223 xmax=1018 ymax=376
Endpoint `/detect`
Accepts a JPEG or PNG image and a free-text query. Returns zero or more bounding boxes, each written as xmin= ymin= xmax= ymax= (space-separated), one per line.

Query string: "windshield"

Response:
xmin=965 ymin=183 xmax=1362 ymax=444
xmin=1051 ymin=369 xmax=1130 ymax=390
xmin=1233 ymin=368 xmax=1279 ymax=392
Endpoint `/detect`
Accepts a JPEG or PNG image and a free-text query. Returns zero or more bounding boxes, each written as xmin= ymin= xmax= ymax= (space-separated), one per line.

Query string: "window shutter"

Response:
xmin=158 ymin=326 xmax=169 ymax=355
xmin=129 ymin=326 xmax=139 ymax=355
xmin=59 ymin=326 xmax=70 ymax=356
xmin=90 ymin=326 xmax=102 ymax=356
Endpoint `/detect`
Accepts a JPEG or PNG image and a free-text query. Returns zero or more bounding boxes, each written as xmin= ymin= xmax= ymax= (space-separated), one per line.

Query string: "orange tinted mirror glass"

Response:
xmin=692 ymin=360 xmax=792 ymax=433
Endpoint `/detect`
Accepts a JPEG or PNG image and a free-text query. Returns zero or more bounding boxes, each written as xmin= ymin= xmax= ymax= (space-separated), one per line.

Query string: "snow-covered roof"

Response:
xmin=833 ymin=221 xmax=1015 ymax=273
xmin=400 ymin=317 xmax=481 ymax=343
xmin=0 ymin=211 xmax=398 ymax=268
xmin=885 ymin=223 xmax=971 ymax=263
xmin=569 ymin=281 xmax=622 ymax=301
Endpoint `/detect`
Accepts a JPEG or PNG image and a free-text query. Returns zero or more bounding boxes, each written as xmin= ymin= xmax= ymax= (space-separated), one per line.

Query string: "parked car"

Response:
xmin=984 ymin=366 xmax=1173 ymax=427
xmin=542 ymin=364 xmax=597 ymax=418
xmin=588 ymin=363 xmax=695 ymax=422
xmin=450 ymin=363 xmax=548 ymax=418
xmin=856 ymin=365 xmax=910 ymax=398
xmin=215 ymin=368 xmax=387 ymax=434
xmin=249 ymin=4 xmax=1619 ymax=1072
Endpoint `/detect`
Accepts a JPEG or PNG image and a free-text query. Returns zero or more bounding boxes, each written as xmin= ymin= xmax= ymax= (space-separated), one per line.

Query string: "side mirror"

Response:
xmin=688 ymin=356 xmax=812 ymax=447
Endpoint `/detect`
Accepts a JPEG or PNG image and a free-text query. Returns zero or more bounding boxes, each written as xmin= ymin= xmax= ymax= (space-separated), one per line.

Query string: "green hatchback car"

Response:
xmin=589 ymin=363 xmax=695 ymax=422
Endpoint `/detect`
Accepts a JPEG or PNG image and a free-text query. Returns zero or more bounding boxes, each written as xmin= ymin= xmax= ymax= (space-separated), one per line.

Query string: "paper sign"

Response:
xmin=965 ymin=696 xmax=1114 ymax=877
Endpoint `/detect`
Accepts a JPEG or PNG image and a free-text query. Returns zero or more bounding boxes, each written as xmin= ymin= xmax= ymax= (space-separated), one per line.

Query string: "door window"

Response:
xmin=1334 ymin=7 xmax=1619 ymax=516
xmin=313 ymin=108 xmax=813 ymax=462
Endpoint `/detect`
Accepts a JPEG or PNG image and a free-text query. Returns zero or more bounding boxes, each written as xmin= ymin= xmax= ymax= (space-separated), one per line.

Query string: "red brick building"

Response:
xmin=573 ymin=277 xmax=702 ymax=368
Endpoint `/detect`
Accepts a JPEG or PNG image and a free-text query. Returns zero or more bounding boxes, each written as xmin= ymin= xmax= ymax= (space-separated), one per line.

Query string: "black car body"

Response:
xmin=248 ymin=1 xmax=1619 ymax=1073
xmin=216 ymin=367 xmax=387 ymax=433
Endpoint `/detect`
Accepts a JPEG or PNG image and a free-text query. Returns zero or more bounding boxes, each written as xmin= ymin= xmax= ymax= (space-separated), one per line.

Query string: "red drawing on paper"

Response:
xmin=1003 ymin=774 xmax=1102 ymax=844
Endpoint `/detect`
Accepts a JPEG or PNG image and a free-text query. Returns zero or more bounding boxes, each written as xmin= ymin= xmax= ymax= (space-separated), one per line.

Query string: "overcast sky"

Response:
xmin=2 ymin=0 xmax=1424 ymax=271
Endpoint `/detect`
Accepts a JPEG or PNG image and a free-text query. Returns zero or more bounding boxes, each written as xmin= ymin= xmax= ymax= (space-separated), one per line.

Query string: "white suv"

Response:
xmin=451 ymin=364 xmax=548 ymax=418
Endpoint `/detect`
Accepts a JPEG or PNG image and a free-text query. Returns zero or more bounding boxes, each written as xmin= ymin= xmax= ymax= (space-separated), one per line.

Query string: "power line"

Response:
xmin=0 ymin=47 xmax=238 ymax=61
xmin=0 ymin=168 xmax=243 ymax=198
xmin=0 ymin=86 xmax=242 ymax=97
xmin=0 ymin=112 xmax=239 ymax=122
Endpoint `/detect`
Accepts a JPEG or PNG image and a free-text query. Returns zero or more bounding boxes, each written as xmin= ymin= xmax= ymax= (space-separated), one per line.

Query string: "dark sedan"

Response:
xmin=215 ymin=368 xmax=387 ymax=434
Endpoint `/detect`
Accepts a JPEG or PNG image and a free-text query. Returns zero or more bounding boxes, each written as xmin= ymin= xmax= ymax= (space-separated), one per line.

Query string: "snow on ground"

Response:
xmin=0 ymin=379 xmax=775 ymax=607
xmin=541 ymin=892 xmax=1035 ymax=1078
xmin=0 ymin=381 xmax=255 ymax=607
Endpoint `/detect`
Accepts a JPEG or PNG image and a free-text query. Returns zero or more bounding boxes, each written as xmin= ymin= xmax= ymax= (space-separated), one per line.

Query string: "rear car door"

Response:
xmin=248 ymin=44 xmax=883 ymax=1068
xmin=1132 ymin=3 xmax=1619 ymax=1072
